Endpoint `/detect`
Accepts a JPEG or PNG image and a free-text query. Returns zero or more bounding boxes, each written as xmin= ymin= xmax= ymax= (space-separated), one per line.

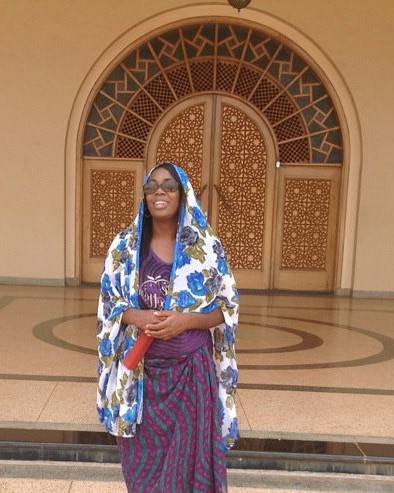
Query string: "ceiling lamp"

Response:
xmin=227 ymin=0 xmax=252 ymax=11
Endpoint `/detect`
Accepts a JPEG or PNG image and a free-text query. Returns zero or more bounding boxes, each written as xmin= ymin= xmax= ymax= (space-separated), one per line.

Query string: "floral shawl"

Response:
xmin=97 ymin=164 xmax=239 ymax=450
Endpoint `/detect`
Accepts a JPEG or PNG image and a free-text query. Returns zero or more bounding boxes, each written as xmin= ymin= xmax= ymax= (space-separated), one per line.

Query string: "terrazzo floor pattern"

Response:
xmin=1 ymin=285 xmax=394 ymax=491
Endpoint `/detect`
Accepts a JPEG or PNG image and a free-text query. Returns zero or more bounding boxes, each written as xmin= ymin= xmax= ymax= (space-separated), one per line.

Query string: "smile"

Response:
xmin=153 ymin=201 xmax=168 ymax=208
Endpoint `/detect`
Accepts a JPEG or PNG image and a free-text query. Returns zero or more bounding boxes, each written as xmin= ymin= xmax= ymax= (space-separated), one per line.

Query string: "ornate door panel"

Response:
xmin=211 ymin=98 xmax=276 ymax=289
xmin=149 ymin=95 xmax=276 ymax=289
xmin=272 ymin=166 xmax=341 ymax=291
xmin=82 ymin=159 xmax=143 ymax=283
xmin=148 ymin=96 xmax=213 ymax=206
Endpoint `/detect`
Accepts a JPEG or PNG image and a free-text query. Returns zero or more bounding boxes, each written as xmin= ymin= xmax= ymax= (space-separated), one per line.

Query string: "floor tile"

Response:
xmin=237 ymin=389 xmax=394 ymax=438
xmin=38 ymin=383 xmax=98 ymax=425
xmin=0 ymin=381 xmax=56 ymax=423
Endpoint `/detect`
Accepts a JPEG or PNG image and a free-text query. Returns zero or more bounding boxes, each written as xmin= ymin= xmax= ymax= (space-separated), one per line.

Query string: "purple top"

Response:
xmin=138 ymin=248 xmax=211 ymax=358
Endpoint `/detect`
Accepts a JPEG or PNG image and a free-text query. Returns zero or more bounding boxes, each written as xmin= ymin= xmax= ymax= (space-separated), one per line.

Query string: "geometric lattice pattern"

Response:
xmin=90 ymin=170 xmax=135 ymax=257
xmin=156 ymin=105 xmax=205 ymax=193
xmin=281 ymin=179 xmax=331 ymax=270
xmin=83 ymin=22 xmax=343 ymax=165
xmin=218 ymin=105 xmax=267 ymax=269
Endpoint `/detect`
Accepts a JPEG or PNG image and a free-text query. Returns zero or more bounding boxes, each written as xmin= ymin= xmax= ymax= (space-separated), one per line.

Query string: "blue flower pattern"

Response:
xmin=176 ymin=251 xmax=191 ymax=269
xmin=187 ymin=271 xmax=208 ymax=296
xmin=191 ymin=206 xmax=208 ymax=229
xmin=180 ymin=226 xmax=198 ymax=246
xmin=176 ymin=290 xmax=197 ymax=308
xmin=217 ymin=257 xmax=229 ymax=275
xmin=204 ymin=268 xmax=222 ymax=294
xmin=99 ymin=337 xmax=112 ymax=357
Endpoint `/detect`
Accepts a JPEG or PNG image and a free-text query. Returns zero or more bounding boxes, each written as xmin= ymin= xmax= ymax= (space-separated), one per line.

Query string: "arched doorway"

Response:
xmin=147 ymin=94 xmax=276 ymax=289
xmin=81 ymin=21 xmax=343 ymax=291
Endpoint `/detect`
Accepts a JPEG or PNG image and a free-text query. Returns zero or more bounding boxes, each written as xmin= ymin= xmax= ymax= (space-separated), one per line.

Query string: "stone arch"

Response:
xmin=65 ymin=7 xmax=360 ymax=289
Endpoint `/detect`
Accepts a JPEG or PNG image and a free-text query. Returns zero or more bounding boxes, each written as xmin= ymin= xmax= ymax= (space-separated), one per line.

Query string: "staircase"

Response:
xmin=1 ymin=429 xmax=394 ymax=492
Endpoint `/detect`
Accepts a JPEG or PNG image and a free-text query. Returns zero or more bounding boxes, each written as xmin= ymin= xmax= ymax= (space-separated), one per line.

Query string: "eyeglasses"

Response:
xmin=143 ymin=179 xmax=180 ymax=195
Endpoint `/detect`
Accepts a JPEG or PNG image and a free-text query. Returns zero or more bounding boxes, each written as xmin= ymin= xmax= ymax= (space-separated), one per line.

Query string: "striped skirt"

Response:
xmin=117 ymin=344 xmax=228 ymax=493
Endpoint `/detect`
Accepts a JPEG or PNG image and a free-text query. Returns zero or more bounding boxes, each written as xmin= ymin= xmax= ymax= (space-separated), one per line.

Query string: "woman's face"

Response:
xmin=144 ymin=167 xmax=181 ymax=223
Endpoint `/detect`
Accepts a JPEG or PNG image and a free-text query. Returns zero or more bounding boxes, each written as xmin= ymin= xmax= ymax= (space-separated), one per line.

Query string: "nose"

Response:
xmin=155 ymin=185 xmax=166 ymax=194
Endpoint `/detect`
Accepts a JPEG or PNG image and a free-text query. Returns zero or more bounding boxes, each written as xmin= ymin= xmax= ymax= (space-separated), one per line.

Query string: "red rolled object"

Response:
xmin=124 ymin=332 xmax=153 ymax=371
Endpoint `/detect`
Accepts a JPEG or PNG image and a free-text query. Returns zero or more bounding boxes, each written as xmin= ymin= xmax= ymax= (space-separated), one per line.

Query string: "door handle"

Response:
xmin=214 ymin=183 xmax=232 ymax=211
xmin=197 ymin=183 xmax=207 ymax=201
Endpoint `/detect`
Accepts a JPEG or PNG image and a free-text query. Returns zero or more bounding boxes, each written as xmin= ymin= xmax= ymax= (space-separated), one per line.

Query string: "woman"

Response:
xmin=97 ymin=163 xmax=239 ymax=493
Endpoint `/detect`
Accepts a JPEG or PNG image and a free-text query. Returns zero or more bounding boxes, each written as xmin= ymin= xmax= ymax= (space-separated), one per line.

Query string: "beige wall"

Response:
xmin=0 ymin=0 xmax=393 ymax=293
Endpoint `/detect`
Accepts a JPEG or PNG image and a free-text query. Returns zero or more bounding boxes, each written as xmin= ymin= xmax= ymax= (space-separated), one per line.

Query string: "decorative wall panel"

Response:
xmin=90 ymin=170 xmax=135 ymax=257
xmin=83 ymin=22 xmax=343 ymax=165
xmin=218 ymin=105 xmax=267 ymax=269
xmin=281 ymin=178 xmax=331 ymax=270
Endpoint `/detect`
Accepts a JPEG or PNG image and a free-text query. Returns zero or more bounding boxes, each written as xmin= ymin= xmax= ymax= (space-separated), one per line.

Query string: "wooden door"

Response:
xmin=272 ymin=166 xmax=341 ymax=291
xmin=82 ymin=159 xmax=143 ymax=283
xmin=82 ymin=99 xmax=341 ymax=291
xmin=148 ymin=95 xmax=276 ymax=290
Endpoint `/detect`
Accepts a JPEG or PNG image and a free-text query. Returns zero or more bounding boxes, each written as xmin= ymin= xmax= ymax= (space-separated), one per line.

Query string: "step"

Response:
xmin=1 ymin=461 xmax=394 ymax=492
xmin=2 ymin=431 xmax=394 ymax=476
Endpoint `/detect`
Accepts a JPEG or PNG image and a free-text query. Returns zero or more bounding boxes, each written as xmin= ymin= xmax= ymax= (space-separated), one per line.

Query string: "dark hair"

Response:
xmin=140 ymin=163 xmax=185 ymax=259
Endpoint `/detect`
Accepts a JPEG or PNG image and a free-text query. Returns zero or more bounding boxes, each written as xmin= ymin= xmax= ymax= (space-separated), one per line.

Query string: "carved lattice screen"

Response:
xmin=90 ymin=169 xmax=135 ymax=257
xmin=281 ymin=178 xmax=331 ymax=270
xmin=156 ymin=104 xmax=205 ymax=192
xmin=83 ymin=22 xmax=343 ymax=166
xmin=217 ymin=105 xmax=267 ymax=269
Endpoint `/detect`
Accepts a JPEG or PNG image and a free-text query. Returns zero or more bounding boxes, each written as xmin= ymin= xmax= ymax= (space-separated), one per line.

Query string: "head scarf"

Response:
xmin=97 ymin=163 xmax=239 ymax=450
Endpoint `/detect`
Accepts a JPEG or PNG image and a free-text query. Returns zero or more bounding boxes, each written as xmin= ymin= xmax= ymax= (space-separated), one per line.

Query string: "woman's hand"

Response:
xmin=145 ymin=311 xmax=188 ymax=340
xmin=121 ymin=308 xmax=162 ymax=331
xmin=145 ymin=307 xmax=224 ymax=341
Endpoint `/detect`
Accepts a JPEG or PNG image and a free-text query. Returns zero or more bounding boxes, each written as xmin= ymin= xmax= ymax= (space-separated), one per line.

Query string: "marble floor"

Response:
xmin=1 ymin=284 xmax=394 ymax=491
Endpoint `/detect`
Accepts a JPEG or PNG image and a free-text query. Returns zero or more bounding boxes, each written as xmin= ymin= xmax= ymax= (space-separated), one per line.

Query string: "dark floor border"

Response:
xmin=0 ymin=373 xmax=96 ymax=383
xmin=239 ymin=383 xmax=394 ymax=396
xmin=1 ymin=373 xmax=394 ymax=397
